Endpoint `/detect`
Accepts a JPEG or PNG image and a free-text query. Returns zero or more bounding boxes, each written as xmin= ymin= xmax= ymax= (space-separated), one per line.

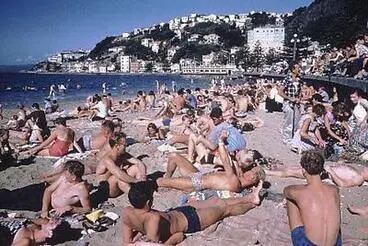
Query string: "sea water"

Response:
xmin=0 ymin=73 xmax=211 ymax=109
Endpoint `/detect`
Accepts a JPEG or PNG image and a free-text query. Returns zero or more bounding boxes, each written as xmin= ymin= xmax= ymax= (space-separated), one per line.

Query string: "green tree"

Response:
xmin=234 ymin=46 xmax=251 ymax=69
xmin=145 ymin=62 xmax=153 ymax=72
xmin=250 ymin=41 xmax=265 ymax=71
xmin=265 ymin=48 xmax=280 ymax=65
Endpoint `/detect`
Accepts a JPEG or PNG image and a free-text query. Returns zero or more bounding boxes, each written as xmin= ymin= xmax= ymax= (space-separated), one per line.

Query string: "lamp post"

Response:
xmin=290 ymin=33 xmax=300 ymax=62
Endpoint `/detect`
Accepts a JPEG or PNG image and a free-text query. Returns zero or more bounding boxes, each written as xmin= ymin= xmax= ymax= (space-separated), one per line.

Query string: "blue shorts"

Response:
xmin=291 ymin=226 xmax=342 ymax=246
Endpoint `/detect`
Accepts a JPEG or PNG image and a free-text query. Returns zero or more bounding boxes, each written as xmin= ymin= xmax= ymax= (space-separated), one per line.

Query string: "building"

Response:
xmin=167 ymin=47 xmax=179 ymax=61
xmin=47 ymin=54 xmax=62 ymax=63
xmin=170 ymin=63 xmax=181 ymax=73
xmin=141 ymin=38 xmax=154 ymax=48
xmin=151 ymin=41 xmax=161 ymax=53
xmin=202 ymin=52 xmax=216 ymax=65
xmin=203 ymin=34 xmax=220 ymax=45
xmin=108 ymin=46 xmax=123 ymax=53
xmin=188 ymin=34 xmax=201 ymax=42
xmin=120 ymin=55 xmax=139 ymax=73
xmin=247 ymin=26 xmax=285 ymax=52
xmin=122 ymin=32 xmax=131 ymax=38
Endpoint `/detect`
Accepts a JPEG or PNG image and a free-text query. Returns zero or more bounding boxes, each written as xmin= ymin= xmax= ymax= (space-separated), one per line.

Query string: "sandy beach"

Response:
xmin=1 ymin=107 xmax=368 ymax=246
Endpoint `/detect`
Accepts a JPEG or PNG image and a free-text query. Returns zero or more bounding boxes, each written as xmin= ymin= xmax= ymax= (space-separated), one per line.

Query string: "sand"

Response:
xmin=1 ymin=107 xmax=368 ymax=246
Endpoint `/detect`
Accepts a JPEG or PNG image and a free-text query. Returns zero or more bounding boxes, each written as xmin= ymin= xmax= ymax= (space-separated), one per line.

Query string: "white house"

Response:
xmin=151 ymin=41 xmax=161 ymax=53
xmin=188 ymin=34 xmax=201 ymax=42
xmin=170 ymin=63 xmax=181 ymax=73
xmin=203 ymin=34 xmax=220 ymax=45
xmin=247 ymin=26 xmax=285 ymax=52
xmin=202 ymin=52 xmax=216 ymax=65
xmin=108 ymin=46 xmax=123 ymax=53
xmin=47 ymin=54 xmax=62 ymax=63
xmin=141 ymin=38 xmax=154 ymax=48
xmin=122 ymin=32 xmax=131 ymax=38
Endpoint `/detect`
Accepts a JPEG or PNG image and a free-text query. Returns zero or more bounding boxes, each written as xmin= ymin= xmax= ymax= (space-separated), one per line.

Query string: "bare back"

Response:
xmin=296 ymin=183 xmax=341 ymax=245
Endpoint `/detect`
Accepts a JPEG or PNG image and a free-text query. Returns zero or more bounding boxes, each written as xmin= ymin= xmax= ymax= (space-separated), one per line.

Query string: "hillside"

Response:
xmin=285 ymin=0 xmax=368 ymax=47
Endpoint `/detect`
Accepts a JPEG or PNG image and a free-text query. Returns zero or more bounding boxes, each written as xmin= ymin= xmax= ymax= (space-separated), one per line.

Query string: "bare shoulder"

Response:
xmin=122 ymin=207 xmax=136 ymax=222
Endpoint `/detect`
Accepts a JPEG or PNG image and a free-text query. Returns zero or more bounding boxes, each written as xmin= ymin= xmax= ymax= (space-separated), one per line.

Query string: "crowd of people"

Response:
xmin=269 ymin=33 xmax=368 ymax=80
xmin=0 ymin=72 xmax=367 ymax=245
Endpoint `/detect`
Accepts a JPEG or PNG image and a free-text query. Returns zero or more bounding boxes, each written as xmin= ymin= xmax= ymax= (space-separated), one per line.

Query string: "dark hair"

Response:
xmin=350 ymin=88 xmax=364 ymax=97
xmin=102 ymin=120 xmax=115 ymax=133
xmin=311 ymin=94 xmax=323 ymax=103
xmin=147 ymin=123 xmax=158 ymax=131
xmin=107 ymin=93 xmax=112 ymax=96
xmin=177 ymin=88 xmax=185 ymax=95
xmin=109 ymin=132 xmax=127 ymax=147
xmin=54 ymin=117 xmax=66 ymax=126
xmin=300 ymin=150 xmax=324 ymax=175
xmin=195 ymin=87 xmax=201 ymax=91
xmin=45 ymin=221 xmax=73 ymax=245
xmin=128 ymin=181 xmax=154 ymax=209
xmin=312 ymin=104 xmax=325 ymax=116
xmin=32 ymin=103 xmax=40 ymax=110
xmin=137 ymin=90 xmax=143 ymax=96
xmin=77 ymin=107 xmax=82 ymax=112
xmin=148 ymin=90 xmax=155 ymax=96
xmin=64 ymin=160 xmax=84 ymax=178
xmin=210 ymin=107 xmax=222 ymax=118
xmin=186 ymin=89 xmax=192 ymax=94
xmin=252 ymin=150 xmax=268 ymax=166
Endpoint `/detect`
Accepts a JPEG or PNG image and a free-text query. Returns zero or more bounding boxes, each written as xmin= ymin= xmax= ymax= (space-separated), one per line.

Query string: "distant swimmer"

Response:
xmin=58 ymin=83 xmax=66 ymax=95
xmin=5 ymin=87 xmax=11 ymax=91
xmin=171 ymin=80 xmax=177 ymax=92
xmin=102 ymin=82 xmax=107 ymax=94
xmin=76 ymin=84 xmax=81 ymax=89
xmin=49 ymin=84 xmax=57 ymax=98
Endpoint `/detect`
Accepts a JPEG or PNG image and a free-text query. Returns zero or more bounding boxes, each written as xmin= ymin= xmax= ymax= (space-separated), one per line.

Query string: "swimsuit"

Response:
xmin=171 ymin=206 xmax=201 ymax=234
xmin=191 ymin=172 xmax=204 ymax=191
xmin=291 ymin=226 xmax=342 ymax=246
xmin=76 ymin=135 xmax=92 ymax=152
xmin=49 ymin=138 xmax=70 ymax=157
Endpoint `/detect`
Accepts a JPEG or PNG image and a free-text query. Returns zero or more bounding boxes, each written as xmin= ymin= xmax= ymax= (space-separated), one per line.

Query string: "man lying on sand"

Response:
xmin=96 ymin=133 xmax=146 ymax=197
xmin=157 ymin=131 xmax=265 ymax=192
xmin=41 ymin=160 xmax=91 ymax=218
xmin=1 ymin=217 xmax=70 ymax=246
xmin=74 ymin=120 xmax=115 ymax=153
xmin=284 ymin=150 xmax=342 ymax=246
xmin=122 ymin=180 xmax=263 ymax=245
xmin=266 ymin=162 xmax=368 ymax=188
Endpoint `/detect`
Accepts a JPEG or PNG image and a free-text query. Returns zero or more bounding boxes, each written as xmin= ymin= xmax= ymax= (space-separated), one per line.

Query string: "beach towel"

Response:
xmin=181 ymin=189 xmax=251 ymax=205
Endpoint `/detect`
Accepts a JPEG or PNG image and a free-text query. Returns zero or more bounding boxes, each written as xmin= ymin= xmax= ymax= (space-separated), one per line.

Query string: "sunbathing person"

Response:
xmin=187 ymin=107 xmax=246 ymax=164
xmin=122 ymin=180 xmax=263 ymax=245
xmin=140 ymin=123 xmax=166 ymax=143
xmin=266 ymin=163 xmax=368 ymax=188
xmin=1 ymin=217 xmax=71 ymax=246
xmin=157 ymin=131 xmax=265 ymax=192
xmin=284 ymin=151 xmax=342 ymax=246
xmin=96 ymin=133 xmax=146 ymax=197
xmin=22 ymin=117 xmax=80 ymax=157
xmin=74 ymin=120 xmax=114 ymax=153
xmin=41 ymin=160 xmax=91 ymax=218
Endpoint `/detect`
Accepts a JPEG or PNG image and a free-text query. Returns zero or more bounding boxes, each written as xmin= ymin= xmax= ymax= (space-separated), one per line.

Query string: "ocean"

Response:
xmin=0 ymin=72 xmax=212 ymax=109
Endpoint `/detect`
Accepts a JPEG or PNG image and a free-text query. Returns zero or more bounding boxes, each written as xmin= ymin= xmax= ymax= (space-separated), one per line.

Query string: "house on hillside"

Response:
xmin=247 ymin=26 xmax=285 ymax=52
xmin=188 ymin=34 xmax=202 ymax=42
xmin=141 ymin=38 xmax=154 ymax=48
xmin=151 ymin=41 xmax=161 ymax=53
xmin=203 ymin=34 xmax=220 ymax=45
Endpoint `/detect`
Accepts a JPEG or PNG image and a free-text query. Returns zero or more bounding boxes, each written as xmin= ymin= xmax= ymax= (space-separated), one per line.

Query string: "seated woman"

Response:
xmin=21 ymin=118 xmax=80 ymax=157
xmin=9 ymin=114 xmax=44 ymax=145
xmin=140 ymin=123 xmax=166 ymax=143
xmin=320 ymin=102 xmax=350 ymax=154
xmin=290 ymin=104 xmax=326 ymax=153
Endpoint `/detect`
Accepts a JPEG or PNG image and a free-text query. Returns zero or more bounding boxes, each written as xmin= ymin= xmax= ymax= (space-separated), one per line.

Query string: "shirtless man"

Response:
xmin=96 ymin=133 xmax=146 ymax=197
xmin=284 ymin=151 xmax=342 ymax=246
xmin=75 ymin=120 xmax=114 ymax=153
xmin=122 ymin=180 xmax=263 ymax=245
xmin=40 ymin=160 xmax=91 ymax=218
xmin=235 ymin=89 xmax=249 ymax=117
xmin=3 ymin=218 xmax=68 ymax=246
xmin=266 ymin=163 xmax=368 ymax=188
xmin=22 ymin=117 xmax=80 ymax=157
xmin=157 ymin=131 xmax=265 ymax=192
xmin=172 ymin=89 xmax=186 ymax=113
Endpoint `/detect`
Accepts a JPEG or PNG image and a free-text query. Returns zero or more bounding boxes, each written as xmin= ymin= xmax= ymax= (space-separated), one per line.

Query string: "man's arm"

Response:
xmin=41 ymin=176 xmax=63 ymax=217
xmin=122 ymin=208 xmax=134 ymax=245
xmin=145 ymin=214 xmax=161 ymax=243
xmin=164 ymin=232 xmax=185 ymax=245
xmin=283 ymin=185 xmax=300 ymax=202
xmin=127 ymin=157 xmax=147 ymax=180
xmin=105 ymin=158 xmax=137 ymax=183
xmin=217 ymin=131 xmax=235 ymax=177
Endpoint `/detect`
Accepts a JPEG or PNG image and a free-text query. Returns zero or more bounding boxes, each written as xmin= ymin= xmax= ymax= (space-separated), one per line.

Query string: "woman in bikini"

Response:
xmin=22 ymin=118 xmax=80 ymax=157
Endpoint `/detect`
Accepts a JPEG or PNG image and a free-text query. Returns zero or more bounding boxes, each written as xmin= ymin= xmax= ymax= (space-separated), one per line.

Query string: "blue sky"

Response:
xmin=0 ymin=0 xmax=313 ymax=65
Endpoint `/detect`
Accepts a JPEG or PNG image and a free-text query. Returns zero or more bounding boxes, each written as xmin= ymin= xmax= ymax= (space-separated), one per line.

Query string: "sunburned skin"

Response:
xmin=51 ymin=176 xmax=85 ymax=208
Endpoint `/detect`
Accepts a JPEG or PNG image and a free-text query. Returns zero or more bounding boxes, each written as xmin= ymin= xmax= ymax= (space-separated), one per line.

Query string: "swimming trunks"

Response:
xmin=172 ymin=206 xmax=201 ymax=233
xmin=291 ymin=226 xmax=342 ymax=246
xmin=49 ymin=138 xmax=70 ymax=157
xmin=191 ymin=172 xmax=203 ymax=191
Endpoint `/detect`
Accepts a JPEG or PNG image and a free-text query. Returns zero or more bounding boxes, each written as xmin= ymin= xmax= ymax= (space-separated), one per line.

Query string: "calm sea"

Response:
xmin=0 ymin=73 xmax=212 ymax=109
